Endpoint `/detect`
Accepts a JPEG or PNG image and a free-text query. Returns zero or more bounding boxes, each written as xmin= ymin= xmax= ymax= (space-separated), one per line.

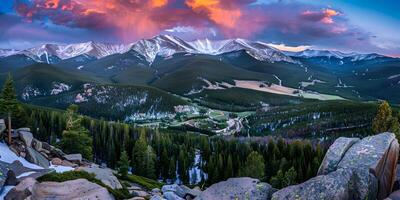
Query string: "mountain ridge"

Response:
xmin=2 ymin=35 xmax=391 ymax=65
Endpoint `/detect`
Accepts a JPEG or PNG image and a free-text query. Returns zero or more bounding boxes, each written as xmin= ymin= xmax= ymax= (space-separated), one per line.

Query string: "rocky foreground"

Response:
xmin=1 ymin=126 xmax=400 ymax=200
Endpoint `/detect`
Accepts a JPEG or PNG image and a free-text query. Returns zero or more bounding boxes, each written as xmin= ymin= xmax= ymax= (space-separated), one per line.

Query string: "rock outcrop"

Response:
xmin=78 ymin=165 xmax=123 ymax=189
xmin=5 ymin=177 xmax=37 ymax=200
xmin=195 ymin=177 xmax=273 ymax=200
xmin=30 ymin=179 xmax=114 ymax=199
xmin=272 ymin=132 xmax=399 ymax=200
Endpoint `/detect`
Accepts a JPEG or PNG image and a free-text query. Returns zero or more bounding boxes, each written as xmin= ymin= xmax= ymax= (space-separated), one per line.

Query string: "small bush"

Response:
xmin=124 ymin=174 xmax=164 ymax=190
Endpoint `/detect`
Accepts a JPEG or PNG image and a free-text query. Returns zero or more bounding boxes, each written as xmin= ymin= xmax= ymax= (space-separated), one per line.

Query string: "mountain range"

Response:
xmin=1 ymin=35 xmax=399 ymax=120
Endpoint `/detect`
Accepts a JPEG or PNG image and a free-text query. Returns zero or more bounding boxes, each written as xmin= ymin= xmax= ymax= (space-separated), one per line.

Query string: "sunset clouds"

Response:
xmin=1 ymin=0 xmax=398 ymax=55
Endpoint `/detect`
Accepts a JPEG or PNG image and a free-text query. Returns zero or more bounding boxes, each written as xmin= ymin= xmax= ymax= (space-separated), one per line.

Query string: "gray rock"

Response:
xmin=176 ymin=185 xmax=201 ymax=198
xmin=41 ymin=142 xmax=52 ymax=151
xmin=32 ymin=139 xmax=43 ymax=152
xmin=151 ymin=194 xmax=166 ymax=200
xmin=133 ymin=190 xmax=150 ymax=198
xmin=152 ymin=188 xmax=161 ymax=194
xmin=16 ymin=128 xmax=31 ymax=132
xmin=387 ymin=190 xmax=400 ymax=200
xmin=30 ymin=178 xmax=114 ymax=200
xmin=317 ymin=137 xmax=359 ymax=175
xmin=272 ymin=132 xmax=399 ymax=200
xmin=272 ymin=168 xmax=354 ymax=200
xmin=79 ymin=166 xmax=123 ymax=189
xmin=162 ymin=184 xmax=179 ymax=193
xmin=164 ymin=191 xmax=184 ymax=200
xmin=0 ymin=119 xmax=5 ymax=133
xmin=64 ymin=154 xmax=82 ymax=163
xmin=25 ymin=147 xmax=49 ymax=168
xmin=51 ymin=148 xmax=66 ymax=158
xmin=6 ymin=160 xmax=52 ymax=181
xmin=51 ymin=158 xmax=62 ymax=165
xmin=337 ymin=132 xmax=398 ymax=199
xmin=0 ymin=161 xmax=10 ymax=191
xmin=5 ymin=177 xmax=37 ymax=200
xmin=5 ymin=170 xmax=18 ymax=186
xmin=128 ymin=197 xmax=146 ymax=200
xmin=195 ymin=177 xmax=272 ymax=200
xmin=19 ymin=131 xmax=33 ymax=147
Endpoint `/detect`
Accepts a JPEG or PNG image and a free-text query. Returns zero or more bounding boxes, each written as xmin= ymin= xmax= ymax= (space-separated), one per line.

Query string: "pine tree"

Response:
xmin=133 ymin=130 xmax=148 ymax=176
xmin=117 ymin=150 xmax=130 ymax=178
xmin=145 ymin=146 xmax=157 ymax=179
xmin=239 ymin=151 xmax=265 ymax=179
xmin=389 ymin=117 xmax=400 ymax=140
xmin=372 ymin=101 xmax=392 ymax=134
xmin=168 ymin=156 xmax=176 ymax=180
xmin=283 ymin=167 xmax=297 ymax=187
xmin=59 ymin=105 xmax=93 ymax=160
xmin=0 ymin=74 xmax=22 ymax=143
xmin=225 ymin=154 xmax=233 ymax=179
xmin=270 ymin=170 xmax=284 ymax=188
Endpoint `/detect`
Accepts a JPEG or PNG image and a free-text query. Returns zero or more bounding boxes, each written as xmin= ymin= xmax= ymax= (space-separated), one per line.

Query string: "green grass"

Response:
xmin=124 ymin=174 xmax=164 ymax=190
xmin=38 ymin=171 xmax=131 ymax=200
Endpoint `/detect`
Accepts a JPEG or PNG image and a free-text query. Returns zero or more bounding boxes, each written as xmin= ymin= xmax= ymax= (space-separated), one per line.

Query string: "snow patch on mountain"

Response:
xmin=22 ymin=86 xmax=42 ymax=100
xmin=287 ymin=49 xmax=384 ymax=61
xmin=0 ymin=49 xmax=19 ymax=57
xmin=190 ymin=38 xmax=296 ymax=63
xmin=51 ymin=82 xmax=71 ymax=95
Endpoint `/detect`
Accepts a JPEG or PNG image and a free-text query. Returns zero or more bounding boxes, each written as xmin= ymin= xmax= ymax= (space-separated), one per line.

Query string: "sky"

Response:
xmin=0 ymin=0 xmax=399 ymax=56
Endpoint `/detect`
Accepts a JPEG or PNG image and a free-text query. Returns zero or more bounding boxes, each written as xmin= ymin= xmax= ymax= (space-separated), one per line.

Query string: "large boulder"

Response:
xmin=30 ymin=178 xmax=114 ymax=200
xmin=337 ymin=132 xmax=399 ymax=199
xmin=5 ymin=177 xmax=37 ymax=200
xmin=272 ymin=132 xmax=399 ymax=200
xmin=195 ymin=177 xmax=272 ymax=200
xmin=79 ymin=166 xmax=122 ymax=189
xmin=1 ymin=161 xmax=10 ymax=191
xmin=317 ymin=137 xmax=360 ymax=175
xmin=19 ymin=131 xmax=33 ymax=147
xmin=25 ymin=147 xmax=50 ymax=168
xmin=64 ymin=154 xmax=82 ymax=163
xmin=272 ymin=168 xmax=354 ymax=200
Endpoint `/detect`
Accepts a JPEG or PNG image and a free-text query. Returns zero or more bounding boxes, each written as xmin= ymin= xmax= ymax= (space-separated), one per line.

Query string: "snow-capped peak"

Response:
xmin=0 ymin=49 xmax=20 ymax=58
xmin=11 ymin=42 xmax=132 ymax=63
xmin=287 ymin=49 xmax=385 ymax=61
xmin=130 ymin=34 xmax=197 ymax=64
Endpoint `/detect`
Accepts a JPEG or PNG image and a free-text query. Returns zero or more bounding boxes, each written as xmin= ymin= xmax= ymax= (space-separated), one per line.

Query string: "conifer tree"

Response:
xmin=59 ymin=104 xmax=93 ymax=160
xmin=145 ymin=146 xmax=157 ymax=179
xmin=270 ymin=170 xmax=284 ymax=188
xmin=133 ymin=130 xmax=148 ymax=176
xmin=372 ymin=101 xmax=392 ymax=134
xmin=225 ymin=154 xmax=233 ymax=179
xmin=239 ymin=151 xmax=265 ymax=179
xmin=283 ymin=167 xmax=297 ymax=187
xmin=389 ymin=117 xmax=400 ymax=140
xmin=0 ymin=74 xmax=21 ymax=143
xmin=117 ymin=150 xmax=130 ymax=178
xmin=168 ymin=156 xmax=176 ymax=180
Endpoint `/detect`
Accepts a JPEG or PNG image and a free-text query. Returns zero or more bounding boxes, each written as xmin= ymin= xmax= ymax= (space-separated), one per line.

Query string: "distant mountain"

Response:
xmin=18 ymin=42 xmax=131 ymax=63
xmin=0 ymin=49 xmax=19 ymax=58
xmin=286 ymin=49 xmax=385 ymax=61
xmin=2 ymin=35 xmax=298 ymax=65
xmin=191 ymin=38 xmax=295 ymax=63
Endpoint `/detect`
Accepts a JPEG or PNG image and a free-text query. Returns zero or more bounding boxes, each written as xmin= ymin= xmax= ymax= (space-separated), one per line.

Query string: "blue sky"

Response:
xmin=1 ymin=0 xmax=399 ymax=56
